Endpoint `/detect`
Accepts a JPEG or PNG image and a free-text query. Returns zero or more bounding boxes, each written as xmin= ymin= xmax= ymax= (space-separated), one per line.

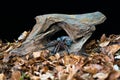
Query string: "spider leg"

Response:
xmin=59 ymin=41 xmax=70 ymax=54
xmin=45 ymin=40 xmax=58 ymax=48
xmin=63 ymin=44 xmax=70 ymax=54
xmin=40 ymin=40 xmax=58 ymax=50
xmin=52 ymin=43 xmax=60 ymax=54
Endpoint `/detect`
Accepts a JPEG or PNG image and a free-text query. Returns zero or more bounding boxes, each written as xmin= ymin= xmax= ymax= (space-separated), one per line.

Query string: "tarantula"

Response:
xmin=43 ymin=36 xmax=73 ymax=54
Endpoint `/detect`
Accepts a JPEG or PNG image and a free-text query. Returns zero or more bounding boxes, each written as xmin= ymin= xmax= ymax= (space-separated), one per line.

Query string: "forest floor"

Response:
xmin=1 ymin=33 xmax=120 ymax=80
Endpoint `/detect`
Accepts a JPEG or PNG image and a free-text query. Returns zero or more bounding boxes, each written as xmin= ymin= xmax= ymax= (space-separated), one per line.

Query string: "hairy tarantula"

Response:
xmin=43 ymin=36 xmax=73 ymax=54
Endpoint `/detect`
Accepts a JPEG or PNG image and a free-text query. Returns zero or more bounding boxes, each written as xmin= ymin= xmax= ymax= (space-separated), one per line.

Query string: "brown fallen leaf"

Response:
xmin=33 ymin=51 xmax=41 ymax=58
xmin=55 ymin=53 xmax=61 ymax=60
xmin=93 ymin=72 xmax=109 ymax=80
xmin=63 ymin=54 xmax=83 ymax=65
xmin=2 ymin=53 xmax=11 ymax=63
xmin=55 ymin=66 xmax=64 ymax=72
xmin=33 ymin=50 xmax=49 ymax=58
xmin=10 ymin=71 xmax=21 ymax=80
xmin=107 ymin=70 xmax=120 ymax=80
xmin=16 ymin=57 xmax=28 ymax=66
xmin=88 ymin=53 xmax=112 ymax=64
xmin=101 ymin=44 xmax=120 ymax=55
xmin=30 ymin=75 xmax=40 ymax=80
xmin=5 ymin=46 xmax=14 ymax=52
xmin=80 ymin=73 xmax=91 ymax=80
xmin=83 ymin=64 xmax=103 ymax=74
xmin=58 ymin=73 xmax=68 ymax=80
xmin=66 ymin=64 xmax=79 ymax=80
xmin=49 ymin=55 xmax=56 ymax=61
xmin=99 ymin=41 xmax=110 ymax=47
xmin=40 ymin=66 xmax=49 ymax=73
xmin=100 ymin=34 xmax=107 ymax=42
xmin=85 ymin=40 xmax=98 ymax=54
xmin=108 ymin=34 xmax=119 ymax=41
xmin=0 ymin=43 xmax=10 ymax=52
xmin=75 ymin=56 xmax=86 ymax=70
xmin=101 ymin=44 xmax=120 ymax=62
xmin=40 ymin=72 xmax=54 ymax=80
xmin=0 ymin=73 xmax=6 ymax=80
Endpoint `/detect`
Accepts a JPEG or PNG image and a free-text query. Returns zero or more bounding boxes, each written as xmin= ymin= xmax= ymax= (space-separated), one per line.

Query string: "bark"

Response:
xmin=10 ymin=11 xmax=106 ymax=56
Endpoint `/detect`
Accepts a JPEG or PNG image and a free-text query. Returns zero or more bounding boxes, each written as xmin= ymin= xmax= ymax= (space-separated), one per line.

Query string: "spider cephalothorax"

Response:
xmin=44 ymin=36 xmax=72 ymax=54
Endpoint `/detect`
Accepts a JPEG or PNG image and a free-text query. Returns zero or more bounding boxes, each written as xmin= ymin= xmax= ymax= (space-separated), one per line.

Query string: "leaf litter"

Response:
xmin=1 ymin=33 xmax=120 ymax=80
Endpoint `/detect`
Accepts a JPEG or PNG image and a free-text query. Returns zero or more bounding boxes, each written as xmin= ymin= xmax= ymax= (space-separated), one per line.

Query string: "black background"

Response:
xmin=0 ymin=0 xmax=119 ymax=42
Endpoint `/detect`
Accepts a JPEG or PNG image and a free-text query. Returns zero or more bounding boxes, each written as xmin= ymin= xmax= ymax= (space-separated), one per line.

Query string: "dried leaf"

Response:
xmin=100 ymin=44 xmax=120 ymax=62
xmin=16 ymin=57 xmax=27 ymax=66
xmin=55 ymin=53 xmax=61 ymax=60
xmin=30 ymin=75 xmax=40 ymax=80
xmin=40 ymin=66 xmax=49 ymax=73
xmin=63 ymin=54 xmax=82 ymax=65
xmin=10 ymin=71 xmax=21 ymax=80
xmin=115 ymin=35 xmax=120 ymax=40
xmin=66 ymin=65 xmax=79 ymax=80
xmin=85 ymin=40 xmax=98 ymax=53
xmin=83 ymin=64 xmax=103 ymax=74
xmin=58 ymin=72 xmax=68 ymax=80
xmin=99 ymin=41 xmax=110 ymax=47
xmin=5 ymin=46 xmax=14 ymax=52
xmin=75 ymin=57 xmax=85 ymax=70
xmin=33 ymin=50 xmax=49 ymax=58
xmin=80 ymin=73 xmax=91 ymax=80
xmin=40 ymin=50 xmax=50 ymax=58
xmin=49 ymin=56 xmax=56 ymax=61
xmin=40 ymin=72 xmax=54 ymax=80
xmin=55 ymin=66 xmax=64 ymax=72
xmin=0 ymin=73 xmax=6 ymax=80
xmin=0 ymin=43 xmax=9 ymax=52
xmin=2 ymin=53 xmax=11 ymax=63
xmin=107 ymin=70 xmax=120 ymax=80
xmin=93 ymin=72 xmax=109 ymax=80
xmin=62 ymin=55 xmax=70 ymax=65
xmin=100 ymin=34 xmax=107 ymax=42
xmin=101 ymin=44 xmax=120 ymax=55
xmin=25 ymin=55 xmax=29 ymax=60
xmin=33 ymin=51 xmax=41 ymax=58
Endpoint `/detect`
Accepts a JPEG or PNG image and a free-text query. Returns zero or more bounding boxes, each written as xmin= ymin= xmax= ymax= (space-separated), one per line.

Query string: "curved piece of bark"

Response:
xmin=10 ymin=11 xmax=106 ymax=56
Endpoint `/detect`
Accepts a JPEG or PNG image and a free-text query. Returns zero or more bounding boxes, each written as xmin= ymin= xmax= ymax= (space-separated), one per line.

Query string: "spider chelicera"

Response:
xmin=43 ymin=36 xmax=73 ymax=54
